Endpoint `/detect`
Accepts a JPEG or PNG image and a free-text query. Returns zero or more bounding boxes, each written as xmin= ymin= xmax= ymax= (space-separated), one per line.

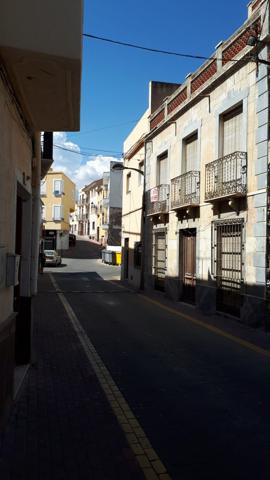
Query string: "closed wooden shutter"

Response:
xmin=158 ymin=153 xmax=168 ymax=185
xmin=184 ymin=133 xmax=198 ymax=172
xmin=222 ymin=105 xmax=243 ymax=156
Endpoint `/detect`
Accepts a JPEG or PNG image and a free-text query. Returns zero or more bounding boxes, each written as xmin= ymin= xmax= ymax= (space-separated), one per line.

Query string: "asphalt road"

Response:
xmin=47 ymin=239 xmax=270 ymax=480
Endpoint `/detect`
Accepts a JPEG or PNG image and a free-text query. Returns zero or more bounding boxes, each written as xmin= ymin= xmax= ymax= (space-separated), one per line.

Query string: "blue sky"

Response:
xmin=54 ymin=0 xmax=249 ymax=187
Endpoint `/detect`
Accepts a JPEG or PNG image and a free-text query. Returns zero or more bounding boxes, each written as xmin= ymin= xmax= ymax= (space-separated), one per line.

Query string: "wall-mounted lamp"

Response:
xmin=247 ymin=35 xmax=259 ymax=47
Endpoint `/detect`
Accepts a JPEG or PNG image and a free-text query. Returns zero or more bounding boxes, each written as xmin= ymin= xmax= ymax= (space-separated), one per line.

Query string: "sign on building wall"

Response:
xmin=150 ymin=187 xmax=158 ymax=202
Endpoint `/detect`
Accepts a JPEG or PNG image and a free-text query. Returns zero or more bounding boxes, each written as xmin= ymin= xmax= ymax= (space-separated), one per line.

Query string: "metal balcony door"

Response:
xmin=181 ymin=229 xmax=196 ymax=303
xmin=154 ymin=232 xmax=166 ymax=291
xmin=215 ymin=221 xmax=243 ymax=317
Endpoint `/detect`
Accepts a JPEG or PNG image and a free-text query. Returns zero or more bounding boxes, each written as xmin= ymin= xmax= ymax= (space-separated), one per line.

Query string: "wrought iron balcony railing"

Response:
xmin=205 ymin=151 xmax=247 ymax=201
xmin=171 ymin=171 xmax=200 ymax=209
xmin=146 ymin=184 xmax=170 ymax=215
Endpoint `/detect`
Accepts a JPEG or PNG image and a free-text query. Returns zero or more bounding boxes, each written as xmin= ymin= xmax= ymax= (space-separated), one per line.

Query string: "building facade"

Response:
xmin=0 ymin=0 xmax=82 ymax=429
xmin=85 ymin=179 xmax=103 ymax=240
xmin=77 ymin=188 xmax=88 ymax=236
xmin=41 ymin=170 xmax=76 ymax=250
xmin=76 ymin=165 xmax=123 ymax=246
xmin=70 ymin=204 xmax=79 ymax=235
xmin=106 ymin=163 xmax=123 ymax=247
xmin=121 ymin=110 xmax=149 ymax=288
xmin=123 ymin=0 xmax=270 ymax=327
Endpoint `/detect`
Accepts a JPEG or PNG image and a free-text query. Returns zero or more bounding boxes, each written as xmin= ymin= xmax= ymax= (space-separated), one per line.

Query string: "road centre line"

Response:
xmin=108 ymin=280 xmax=270 ymax=360
xmin=49 ymin=274 xmax=171 ymax=480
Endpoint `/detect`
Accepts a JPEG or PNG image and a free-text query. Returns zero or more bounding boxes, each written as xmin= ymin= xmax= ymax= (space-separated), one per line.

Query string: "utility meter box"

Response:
xmin=0 ymin=246 xmax=7 ymax=289
xmin=6 ymin=254 xmax=20 ymax=287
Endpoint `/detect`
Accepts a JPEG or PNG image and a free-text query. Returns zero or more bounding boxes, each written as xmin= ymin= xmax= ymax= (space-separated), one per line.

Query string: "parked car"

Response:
xmin=69 ymin=234 xmax=76 ymax=246
xmin=44 ymin=250 xmax=62 ymax=266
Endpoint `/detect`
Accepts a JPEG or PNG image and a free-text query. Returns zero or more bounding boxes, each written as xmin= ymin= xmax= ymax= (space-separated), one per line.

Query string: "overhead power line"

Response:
xmin=68 ymin=119 xmax=140 ymax=136
xmin=54 ymin=144 xmax=122 ymax=157
xmin=83 ymin=33 xmax=253 ymax=63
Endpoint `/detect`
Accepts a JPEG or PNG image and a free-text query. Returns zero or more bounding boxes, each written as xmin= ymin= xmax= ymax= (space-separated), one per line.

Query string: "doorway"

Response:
xmin=124 ymin=238 xmax=129 ymax=279
xmin=154 ymin=232 xmax=166 ymax=291
xmin=214 ymin=220 xmax=243 ymax=317
xmin=180 ymin=229 xmax=196 ymax=304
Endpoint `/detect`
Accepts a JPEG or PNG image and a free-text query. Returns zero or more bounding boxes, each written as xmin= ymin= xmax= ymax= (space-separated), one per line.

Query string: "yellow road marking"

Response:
xmin=107 ymin=280 xmax=270 ymax=359
xmin=49 ymin=274 xmax=172 ymax=480
xmin=139 ymin=294 xmax=270 ymax=359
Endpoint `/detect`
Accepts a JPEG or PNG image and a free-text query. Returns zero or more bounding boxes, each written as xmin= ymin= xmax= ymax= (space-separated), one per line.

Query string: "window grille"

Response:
xmin=212 ymin=218 xmax=244 ymax=316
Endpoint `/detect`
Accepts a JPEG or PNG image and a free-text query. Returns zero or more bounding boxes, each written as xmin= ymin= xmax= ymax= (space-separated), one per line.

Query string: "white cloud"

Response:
xmin=52 ymin=132 xmax=121 ymax=189
xmin=74 ymin=156 xmax=120 ymax=187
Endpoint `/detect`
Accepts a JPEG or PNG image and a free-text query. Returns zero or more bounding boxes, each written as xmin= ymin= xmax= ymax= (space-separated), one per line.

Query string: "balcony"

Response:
xmin=146 ymin=185 xmax=170 ymax=216
xmin=205 ymin=151 xmax=247 ymax=202
xmin=41 ymin=132 xmax=53 ymax=179
xmin=171 ymin=171 xmax=200 ymax=210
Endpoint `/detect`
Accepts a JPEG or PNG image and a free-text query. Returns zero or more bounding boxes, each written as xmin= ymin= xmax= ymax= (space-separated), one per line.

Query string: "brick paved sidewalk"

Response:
xmin=0 ymin=274 xmax=144 ymax=480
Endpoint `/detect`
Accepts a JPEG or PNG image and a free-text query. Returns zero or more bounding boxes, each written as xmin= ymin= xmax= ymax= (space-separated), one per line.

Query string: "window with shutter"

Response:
xmin=40 ymin=181 xmax=47 ymax=196
xmin=54 ymin=179 xmax=63 ymax=196
xmin=183 ymin=133 xmax=198 ymax=173
xmin=41 ymin=206 xmax=46 ymax=221
xmin=220 ymin=104 xmax=243 ymax=182
xmin=53 ymin=205 xmax=63 ymax=221
xmin=221 ymin=104 xmax=243 ymax=156
xmin=138 ymin=161 xmax=144 ymax=186
xmin=126 ymin=173 xmax=131 ymax=193
xmin=157 ymin=152 xmax=168 ymax=185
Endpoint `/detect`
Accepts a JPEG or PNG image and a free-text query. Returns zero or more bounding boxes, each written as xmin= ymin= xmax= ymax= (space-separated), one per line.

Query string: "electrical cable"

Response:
xmin=54 ymin=144 xmax=122 ymax=156
xmin=68 ymin=119 xmax=140 ymax=136
xmin=83 ymin=33 xmax=254 ymax=64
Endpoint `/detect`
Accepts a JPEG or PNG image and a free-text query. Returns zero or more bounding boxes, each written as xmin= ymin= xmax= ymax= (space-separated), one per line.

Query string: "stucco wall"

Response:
xmin=0 ymin=75 xmax=32 ymax=325
xmin=146 ymin=57 xmax=267 ymax=318
xmin=42 ymin=171 xmax=75 ymax=232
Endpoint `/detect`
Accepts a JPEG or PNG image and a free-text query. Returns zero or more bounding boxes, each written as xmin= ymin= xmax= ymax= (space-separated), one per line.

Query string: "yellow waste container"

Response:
xmin=115 ymin=252 xmax=122 ymax=265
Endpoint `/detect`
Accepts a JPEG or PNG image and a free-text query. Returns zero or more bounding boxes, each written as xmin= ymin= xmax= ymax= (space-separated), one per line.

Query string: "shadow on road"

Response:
xmin=62 ymin=240 xmax=103 ymax=260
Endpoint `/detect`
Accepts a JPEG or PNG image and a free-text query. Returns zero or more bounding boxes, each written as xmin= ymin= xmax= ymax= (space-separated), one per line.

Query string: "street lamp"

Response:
xmin=111 ymin=162 xmax=145 ymax=290
xmin=111 ymin=163 xmax=144 ymax=176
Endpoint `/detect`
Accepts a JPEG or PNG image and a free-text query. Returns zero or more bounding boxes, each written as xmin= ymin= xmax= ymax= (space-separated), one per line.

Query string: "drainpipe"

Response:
xmin=30 ymin=132 xmax=41 ymax=295
xmin=140 ymin=165 xmax=146 ymax=290
xmin=140 ymin=139 xmax=152 ymax=290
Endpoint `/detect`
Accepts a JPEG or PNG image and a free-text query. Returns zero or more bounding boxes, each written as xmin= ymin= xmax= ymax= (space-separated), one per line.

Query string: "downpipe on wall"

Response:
xmin=30 ymin=132 xmax=41 ymax=295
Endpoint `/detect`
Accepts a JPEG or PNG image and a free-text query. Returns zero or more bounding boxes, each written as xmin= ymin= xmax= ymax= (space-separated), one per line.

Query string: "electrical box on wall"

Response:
xmin=6 ymin=254 xmax=20 ymax=287
xmin=0 ymin=246 xmax=7 ymax=289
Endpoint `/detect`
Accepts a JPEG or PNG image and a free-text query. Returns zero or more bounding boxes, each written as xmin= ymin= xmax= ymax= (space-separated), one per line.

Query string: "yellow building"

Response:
xmin=41 ymin=170 xmax=75 ymax=250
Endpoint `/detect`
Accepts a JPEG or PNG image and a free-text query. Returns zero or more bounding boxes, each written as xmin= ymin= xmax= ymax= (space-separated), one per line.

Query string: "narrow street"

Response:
xmin=1 ymin=238 xmax=270 ymax=480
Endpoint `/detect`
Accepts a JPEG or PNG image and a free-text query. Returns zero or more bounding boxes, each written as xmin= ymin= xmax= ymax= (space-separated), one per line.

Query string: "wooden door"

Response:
xmin=181 ymin=229 xmax=196 ymax=303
